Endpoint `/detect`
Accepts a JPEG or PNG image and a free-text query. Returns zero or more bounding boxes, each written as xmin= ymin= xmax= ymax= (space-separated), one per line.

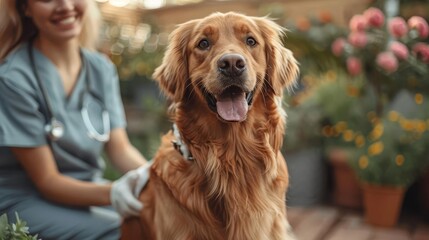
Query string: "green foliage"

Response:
xmin=313 ymin=75 xmax=375 ymax=135
xmin=0 ymin=213 xmax=39 ymax=240
xmin=281 ymin=12 xmax=348 ymax=152
xmin=283 ymin=68 xmax=362 ymax=152
xmin=283 ymin=96 xmax=323 ymax=152
xmin=285 ymin=16 xmax=345 ymax=76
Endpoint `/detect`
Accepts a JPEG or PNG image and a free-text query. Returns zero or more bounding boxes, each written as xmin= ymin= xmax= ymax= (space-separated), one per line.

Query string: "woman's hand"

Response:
xmin=110 ymin=161 xmax=152 ymax=217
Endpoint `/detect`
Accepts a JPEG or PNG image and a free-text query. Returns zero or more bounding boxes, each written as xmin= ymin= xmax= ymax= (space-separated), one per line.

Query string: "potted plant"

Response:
xmin=281 ymin=13 xmax=346 ymax=207
xmin=285 ymin=11 xmax=373 ymax=209
xmin=349 ymin=105 xmax=429 ymax=227
xmin=329 ymin=6 xmax=429 ymax=227
xmin=314 ymin=74 xmax=375 ymax=209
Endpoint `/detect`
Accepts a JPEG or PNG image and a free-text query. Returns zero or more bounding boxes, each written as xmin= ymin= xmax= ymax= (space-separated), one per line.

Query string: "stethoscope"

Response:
xmin=28 ymin=40 xmax=110 ymax=142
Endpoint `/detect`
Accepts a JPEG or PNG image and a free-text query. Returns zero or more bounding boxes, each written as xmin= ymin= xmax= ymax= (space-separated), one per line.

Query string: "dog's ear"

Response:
xmin=152 ymin=20 xmax=197 ymax=101
xmin=254 ymin=17 xmax=299 ymax=95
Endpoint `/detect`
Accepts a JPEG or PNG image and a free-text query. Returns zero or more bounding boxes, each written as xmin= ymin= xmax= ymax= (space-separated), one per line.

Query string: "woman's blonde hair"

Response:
xmin=0 ymin=0 xmax=102 ymax=60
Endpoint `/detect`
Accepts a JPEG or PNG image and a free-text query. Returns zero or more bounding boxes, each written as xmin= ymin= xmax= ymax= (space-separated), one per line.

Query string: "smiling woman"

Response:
xmin=0 ymin=0 xmax=151 ymax=239
xmin=0 ymin=0 xmax=100 ymax=59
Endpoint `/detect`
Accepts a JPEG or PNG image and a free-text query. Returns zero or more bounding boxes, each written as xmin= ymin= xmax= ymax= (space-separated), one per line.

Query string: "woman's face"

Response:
xmin=25 ymin=0 xmax=87 ymax=42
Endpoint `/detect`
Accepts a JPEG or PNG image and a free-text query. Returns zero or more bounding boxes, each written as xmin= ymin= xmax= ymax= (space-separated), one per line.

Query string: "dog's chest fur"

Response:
xmin=150 ymin=107 xmax=289 ymax=239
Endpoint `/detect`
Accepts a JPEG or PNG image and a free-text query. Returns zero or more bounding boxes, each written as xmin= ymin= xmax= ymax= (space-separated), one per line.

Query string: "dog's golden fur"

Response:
xmin=121 ymin=12 xmax=299 ymax=240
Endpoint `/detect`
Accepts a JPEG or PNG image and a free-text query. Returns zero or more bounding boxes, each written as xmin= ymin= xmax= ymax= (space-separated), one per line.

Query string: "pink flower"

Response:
xmin=389 ymin=41 xmax=409 ymax=60
xmin=349 ymin=14 xmax=368 ymax=32
xmin=388 ymin=17 xmax=408 ymax=38
xmin=363 ymin=7 xmax=385 ymax=28
xmin=408 ymin=16 xmax=429 ymax=39
xmin=348 ymin=32 xmax=367 ymax=48
xmin=412 ymin=42 xmax=429 ymax=63
xmin=331 ymin=38 xmax=347 ymax=56
xmin=376 ymin=52 xmax=398 ymax=73
xmin=347 ymin=57 xmax=362 ymax=76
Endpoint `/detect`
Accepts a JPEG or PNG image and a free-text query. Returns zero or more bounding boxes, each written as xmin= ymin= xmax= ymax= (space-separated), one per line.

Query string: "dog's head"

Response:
xmin=153 ymin=12 xmax=299 ymax=122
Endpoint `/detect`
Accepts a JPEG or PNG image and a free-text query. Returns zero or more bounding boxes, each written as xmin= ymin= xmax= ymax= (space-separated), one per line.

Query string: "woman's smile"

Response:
xmin=27 ymin=0 xmax=87 ymax=42
xmin=56 ymin=16 xmax=77 ymax=25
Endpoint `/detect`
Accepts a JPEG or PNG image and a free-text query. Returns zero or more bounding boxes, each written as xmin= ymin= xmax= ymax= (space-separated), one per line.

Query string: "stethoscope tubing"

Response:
xmin=27 ymin=39 xmax=110 ymax=142
xmin=28 ymin=40 xmax=57 ymax=126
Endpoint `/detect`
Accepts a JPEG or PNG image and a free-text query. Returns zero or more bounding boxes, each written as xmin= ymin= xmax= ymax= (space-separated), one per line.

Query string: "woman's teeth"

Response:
xmin=59 ymin=16 xmax=75 ymax=25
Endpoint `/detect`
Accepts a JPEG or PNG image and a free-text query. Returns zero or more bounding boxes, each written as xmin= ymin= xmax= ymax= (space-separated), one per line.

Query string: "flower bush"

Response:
xmin=327 ymin=7 xmax=429 ymax=187
xmin=332 ymin=7 xmax=429 ymax=102
xmin=350 ymin=109 xmax=429 ymax=187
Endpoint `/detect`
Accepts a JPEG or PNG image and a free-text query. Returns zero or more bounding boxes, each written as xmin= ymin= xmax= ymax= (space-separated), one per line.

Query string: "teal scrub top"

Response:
xmin=0 ymin=43 xmax=126 ymax=201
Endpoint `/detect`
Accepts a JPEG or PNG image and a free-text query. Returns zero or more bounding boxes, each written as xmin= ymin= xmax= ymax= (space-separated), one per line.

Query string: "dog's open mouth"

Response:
xmin=204 ymin=86 xmax=254 ymax=122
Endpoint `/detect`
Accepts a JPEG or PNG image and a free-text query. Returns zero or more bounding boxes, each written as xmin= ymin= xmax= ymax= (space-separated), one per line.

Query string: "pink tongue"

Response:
xmin=216 ymin=92 xmax=248 ymax=121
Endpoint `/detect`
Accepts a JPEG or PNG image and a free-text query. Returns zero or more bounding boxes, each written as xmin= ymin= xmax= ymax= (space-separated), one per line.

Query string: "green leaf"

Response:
xmin=0 ymin=212 xmax=39 ymax=240
xmin=0 ymin=213 xmax=9 ymax=239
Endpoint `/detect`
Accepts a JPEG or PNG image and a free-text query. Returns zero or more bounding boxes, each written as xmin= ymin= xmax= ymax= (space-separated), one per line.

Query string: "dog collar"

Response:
xmin=172 ymin=124 xmax=194 ymax=161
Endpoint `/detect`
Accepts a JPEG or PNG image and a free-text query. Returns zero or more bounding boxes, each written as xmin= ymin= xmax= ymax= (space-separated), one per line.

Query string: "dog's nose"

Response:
xmin=217 ymin=54 xmax=246 ymax=77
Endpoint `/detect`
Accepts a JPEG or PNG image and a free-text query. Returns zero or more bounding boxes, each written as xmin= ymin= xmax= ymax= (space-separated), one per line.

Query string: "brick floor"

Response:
xmin=287 ymin=206 xmax=429 ymax=240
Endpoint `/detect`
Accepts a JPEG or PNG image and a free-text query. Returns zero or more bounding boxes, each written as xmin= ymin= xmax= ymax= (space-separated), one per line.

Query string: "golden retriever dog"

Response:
xmin=121 ymin=11 xmax=299 ymax=240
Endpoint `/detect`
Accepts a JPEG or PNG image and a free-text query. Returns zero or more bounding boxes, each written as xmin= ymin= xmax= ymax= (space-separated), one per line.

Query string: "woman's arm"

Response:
xmin=10 ymin=128 xmax=148 ymax=209
xmin=11 ymin=146 xmax=112 ymax=207
xmin=105 ymin=128 xmax=148 ymax=174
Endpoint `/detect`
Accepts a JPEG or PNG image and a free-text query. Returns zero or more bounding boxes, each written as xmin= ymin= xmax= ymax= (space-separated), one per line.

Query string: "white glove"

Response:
xmin=110 ymin=161 xmax=153 ymax=218
xmin=133 ymin=161 xmax=152 ymax=197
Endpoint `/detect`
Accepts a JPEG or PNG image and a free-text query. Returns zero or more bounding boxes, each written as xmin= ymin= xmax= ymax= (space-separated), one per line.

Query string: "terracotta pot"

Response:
xmin=329 ymin=148 xmax=362 ymax=208
xmin=362 ymin=183 xmax=405 ymax=228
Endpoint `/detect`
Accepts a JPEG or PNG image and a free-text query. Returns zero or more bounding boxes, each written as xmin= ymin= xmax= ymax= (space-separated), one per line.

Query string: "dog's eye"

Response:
xmin=197 ymin=39 xmax=210 ymax=50
xmin=246 ymin=37 xmax=257 ymax=47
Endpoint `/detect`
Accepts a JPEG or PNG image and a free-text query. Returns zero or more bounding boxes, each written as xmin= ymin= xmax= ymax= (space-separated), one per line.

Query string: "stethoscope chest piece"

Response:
xmin=29 ymin=40 xmax=110 ymax=143
xmin=45 ymin=118 xmax=65 ymax=141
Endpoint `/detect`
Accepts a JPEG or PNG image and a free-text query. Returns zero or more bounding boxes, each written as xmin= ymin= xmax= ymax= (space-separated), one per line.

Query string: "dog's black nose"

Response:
xmin=217 ymin=54 xmax=246 ymax=77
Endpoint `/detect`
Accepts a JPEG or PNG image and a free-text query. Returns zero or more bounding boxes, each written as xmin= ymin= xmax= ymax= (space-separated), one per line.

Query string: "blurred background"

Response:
xmin=97 ymin=0 xmax=429 ymax=235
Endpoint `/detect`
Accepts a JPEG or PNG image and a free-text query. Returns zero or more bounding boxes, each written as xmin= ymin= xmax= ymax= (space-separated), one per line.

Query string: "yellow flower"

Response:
xmin=347 ymin=86 xmax=359 ymax=97
xmin=400 ymin=119 xmax=414 ymax=131
xmin=355 ymin=134 xmax=365 ymax=148
xmin=395 ymin=155 xmax=405 ymax=166
xmin=334 ymin=121 xmax=347 ymax=133
xmin=322 ymin=125 xmax=333 ymax=137
xmin=368 ymin=141 xmax=384 ymax=156
xmin=325 ymin=70 xmax=337 ymax=82
xmin=415 ymin=93 xmax=424 ymax=105
xmin=359 ymin=155 xmax=369 ymax=169
xmin=343 ymin=130 xmax=355 ymax=142
xmin=417 ymin=121 xmax=427 ymax=133
xmin=388 ymin=111 xmax=400 ymax=122
xmin=369 ymin=123 xmax=384 ymax=140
